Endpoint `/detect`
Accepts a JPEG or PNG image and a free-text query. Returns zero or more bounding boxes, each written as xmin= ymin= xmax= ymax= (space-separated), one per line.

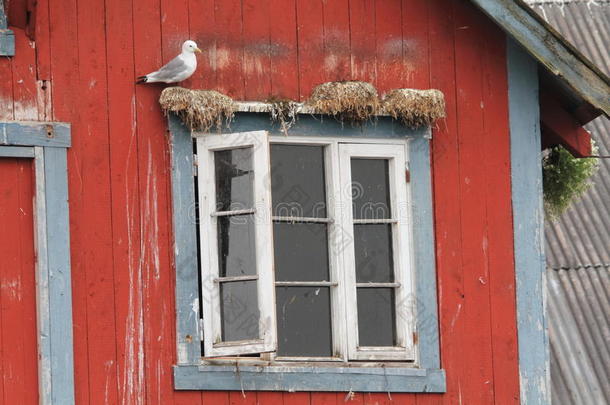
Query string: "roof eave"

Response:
xmin=469 ymin=0 xmax=610 ymax=122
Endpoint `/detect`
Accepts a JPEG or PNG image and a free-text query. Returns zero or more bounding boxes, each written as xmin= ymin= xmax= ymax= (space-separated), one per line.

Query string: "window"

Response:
xmin=169 ymin=113 xmax=443 ymax=392
xmin=196 ymin=131 xmax=415 ymax=363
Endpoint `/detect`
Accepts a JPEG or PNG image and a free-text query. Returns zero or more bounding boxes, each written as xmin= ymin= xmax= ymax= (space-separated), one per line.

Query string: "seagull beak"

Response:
xmin=195 ymin=47 xmax=203 ymax=53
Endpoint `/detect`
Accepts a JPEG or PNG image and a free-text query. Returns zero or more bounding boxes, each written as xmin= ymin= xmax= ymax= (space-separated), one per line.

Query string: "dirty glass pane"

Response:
xmin=220 ymin=281 xmax=259 ymax=342
xmin=271 ymin=145 xmax=326 ymax=218
xmin=351 ymin=159 xmax=391 ymax=220
xmin=215 ymin=148 xmax=254 ymax=211
xmin=273 ymin=222 xmax=329 ymax=282
xmin=276 ymin=287 xmax=332 ymax=357
xmin=217 ymin=215 xmax=256 ymax=277
xmin=354 ymin=224 xmax=394 ymax=283
xmin=357 ymin=288 xmax=396 ymax=347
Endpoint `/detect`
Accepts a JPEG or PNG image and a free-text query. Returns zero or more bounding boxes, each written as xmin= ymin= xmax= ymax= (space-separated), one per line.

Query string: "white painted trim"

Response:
xmin=338 ymin=143 xmax=415 ymax=361
xmin=197 ymin=131 xmax=277 ymax=357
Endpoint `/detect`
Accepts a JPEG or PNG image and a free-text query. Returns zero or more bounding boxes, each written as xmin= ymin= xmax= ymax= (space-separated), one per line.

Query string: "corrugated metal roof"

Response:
xmin=548 ymin=267 xmax=610 ymax=404
xmin=526 ymin=2 xmax=610 ymax=404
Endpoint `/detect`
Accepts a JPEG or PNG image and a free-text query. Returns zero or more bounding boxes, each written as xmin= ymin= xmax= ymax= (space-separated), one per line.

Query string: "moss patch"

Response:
xmin=542 ymin=144 xmax=598 ymax=219
xmin=306 ymin=81 xmax=380 ymax=124
xmin=382 ymin=89 xmax=445 ymax=129
xmin=159 ymin=87 xmax=236 ymax=132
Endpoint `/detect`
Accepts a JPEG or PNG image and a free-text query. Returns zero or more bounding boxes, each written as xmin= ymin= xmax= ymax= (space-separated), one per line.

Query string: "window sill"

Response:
xmin=173 ymin=364 xmax=446 ymax=393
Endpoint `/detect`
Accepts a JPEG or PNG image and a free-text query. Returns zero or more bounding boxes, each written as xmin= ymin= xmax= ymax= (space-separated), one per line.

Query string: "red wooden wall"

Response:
xmin=0 ymin=158 xmax=38 ymax=405
xmin=0 ymin=0 xmax=521 ymax=404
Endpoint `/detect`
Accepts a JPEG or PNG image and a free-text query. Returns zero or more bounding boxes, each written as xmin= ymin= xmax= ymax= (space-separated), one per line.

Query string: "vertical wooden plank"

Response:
xmin=322 ymin=0 xmax=351 ymax=82
xmin=133 ymin=0 xmax=179 ymax=403
xmin=10 ymin=29 xmax=38 ymax=120
xmin=132 ymin=0 xmax=164 ymax=403
xmin=161 ymin=0 xmax=190 ymax=63
xmin=0 ymin=56 xmax=13 ymax=120
xmin=75 ymin=0 xmax=119 ymax=402
xmin=427 ymin=1 xmax=463 ymax=404
xmin=259 ymin=391 xmax=284 ymax=405
xmin=480 ymin=18 xmax=521 ymax=405
xmin=507 ymin=38 xmax=550 ymax=405
xmin=21 ymin=156 xmax=39 ymax=405
xmin=188 ymin=0 xmax=216 ymax=90
xmin=348 ymin=0 xmax=376 ymax=85
xmin=43 ymin=147 xmax=76 ymax=405
xmin=283 ymin=391 xmax=310 ymax=405
xmin=202 ymin=391 xmax=230 ymax=405
xmin=400 ymin=0 xmax=429 ymax=89
xmin=103 ymin=0 xmax=149 ymax=402
xmin=452 ymin=1 xmax=495 ymax=403
xmin=375 ymin=0 xmax=403 ymax=94
xmin=229 ymin=391 xmax=257 ymax=405
xmin=214 ymin=0 xmax=245 ymax=99
xmin=296 ymin=0 xmax=325 ymax=100
xmin=242 ymin=0 xmax=272 ymax=100
xmin=0 ymin=158 xmax=38 ymax=405
xmin=34 ymin=0 xmax=51 ymax=80
xmin=311 ymin=392 xmax=338 ymax=405
xmin=268 ymin=0 xmax=298 ymax=99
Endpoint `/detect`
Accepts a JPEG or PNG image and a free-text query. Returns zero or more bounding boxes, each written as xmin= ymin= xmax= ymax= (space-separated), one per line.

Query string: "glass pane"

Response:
xmin=357 ymin=288 xmax=396 ymax=347
xmin=276 ymin=287 xmax=332 ymax=357
xmin=273 ymin=222 xmax=329 ymax=282
xmin=215 ymin=148 xmax=254 ymax=211
xmin=271 ymin=145 xmax=326 ymax=218
xmin=351 ymin=159 xmax=391 ymax=220
xmin=217 ymin=215 xmax=256 ymax=277
xmin=354 ymin=224 xmax=394 ymax=283
xmin=220 ymin=281 xmax=259 ymax=342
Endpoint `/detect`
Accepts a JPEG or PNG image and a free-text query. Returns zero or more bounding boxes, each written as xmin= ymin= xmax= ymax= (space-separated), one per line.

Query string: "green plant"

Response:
xmin=542 ymin=144 xmax=598 ymax=219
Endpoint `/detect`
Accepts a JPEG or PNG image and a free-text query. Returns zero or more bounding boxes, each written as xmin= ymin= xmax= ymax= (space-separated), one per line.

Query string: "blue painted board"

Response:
xmin=507 ymin=39 xmax=550 ymax=404
xmin=0 ymin=29 xmax=14 ymax=56
xmin=174 ymin=365 xmax=445 ymax=392
xmin=0 ymin=145 xmax=35 ymax=157
xmin=43 ymin=147 xmax=76 ymax=405
xmin=169 ymin=115 xmax=202 ymax=365
xmin=1 ymin=122 xmax=71 ymax=147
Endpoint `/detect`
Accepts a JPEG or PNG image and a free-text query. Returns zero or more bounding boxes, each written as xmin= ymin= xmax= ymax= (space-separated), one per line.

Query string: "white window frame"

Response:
xmin=197 ymin=131 xmax=277 ymax=357
xmin=338 ymin=143 xmax=415 ymax=361
xmin=197 ymin=132 xmax=415 ymax=362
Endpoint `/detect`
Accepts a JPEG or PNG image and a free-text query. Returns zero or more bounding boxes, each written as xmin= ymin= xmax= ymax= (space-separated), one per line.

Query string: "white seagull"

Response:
xmin=136 ymin=40 xmax=202 ymax=84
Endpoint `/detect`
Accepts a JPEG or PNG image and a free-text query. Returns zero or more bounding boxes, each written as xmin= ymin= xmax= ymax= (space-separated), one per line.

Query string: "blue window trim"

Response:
xmin=0 ymin=122 xmax=74 ymax=405
xmin=168 ymin=113 xmax=444 ymax=393
xmin=0 ymin=0 xmax=15 ymax=56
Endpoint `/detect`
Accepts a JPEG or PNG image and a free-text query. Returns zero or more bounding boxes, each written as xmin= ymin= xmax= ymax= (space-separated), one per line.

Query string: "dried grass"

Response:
xmin=267 ymin=97 xmax=300 ymax=135
xmin=382 ymin=89 xmax=446 ymax=129
xmin=159 ymin=87 xmax=236 ymax=132
xmin=306 ymin=81 xmax=380 ymax=124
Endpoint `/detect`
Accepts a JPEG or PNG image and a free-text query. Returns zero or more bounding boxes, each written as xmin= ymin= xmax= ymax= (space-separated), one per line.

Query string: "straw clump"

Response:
xmin=382 ymin=89 xmax=445 ymax=129
xmin=267 ymin=97 xmax=300 ymax=135
xmin=307 ymin=81 xmax=380 ymax=124
xmin=159 ymin=87 xmax=236 ymax=132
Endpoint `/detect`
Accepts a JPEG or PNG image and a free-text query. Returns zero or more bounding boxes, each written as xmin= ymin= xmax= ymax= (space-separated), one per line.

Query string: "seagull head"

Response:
xmin=182 ymin=40 xmax=202 ymax=54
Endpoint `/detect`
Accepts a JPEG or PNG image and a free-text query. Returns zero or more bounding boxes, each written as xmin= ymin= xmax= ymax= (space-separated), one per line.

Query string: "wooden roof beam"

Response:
xmin=540 ymin=92 xmax=592 ymax=158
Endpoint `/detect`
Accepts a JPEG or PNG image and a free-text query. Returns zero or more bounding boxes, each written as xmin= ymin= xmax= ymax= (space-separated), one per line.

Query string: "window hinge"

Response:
xmin=199 ymin=318 xmax=204 ymax=341
xmin=193 ymin=154 xmax=198 ymax=177
xmin=405 ymin=166 xmax=411 ymax=183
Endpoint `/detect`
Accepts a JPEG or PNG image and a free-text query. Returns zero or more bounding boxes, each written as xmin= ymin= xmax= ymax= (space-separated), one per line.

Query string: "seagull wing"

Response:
xmin=146 ymin=55 xmax=188 ymax=83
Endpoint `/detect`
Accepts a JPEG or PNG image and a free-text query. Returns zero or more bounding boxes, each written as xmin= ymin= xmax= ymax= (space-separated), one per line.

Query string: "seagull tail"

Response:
xmin=136 ymin=75 xmax=148 ymax=84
